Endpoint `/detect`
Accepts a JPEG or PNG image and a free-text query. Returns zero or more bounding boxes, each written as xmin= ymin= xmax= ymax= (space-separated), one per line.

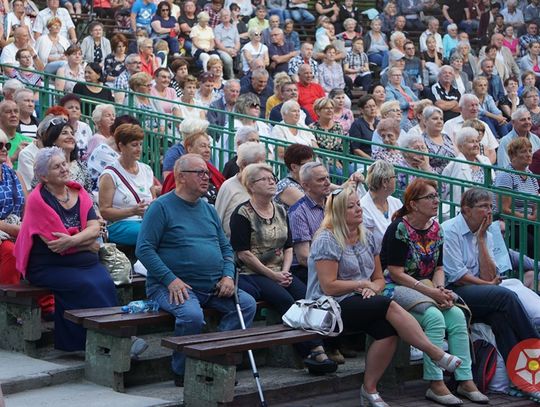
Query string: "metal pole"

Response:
xmin=233 ymin=270 xmax=268 ymax=407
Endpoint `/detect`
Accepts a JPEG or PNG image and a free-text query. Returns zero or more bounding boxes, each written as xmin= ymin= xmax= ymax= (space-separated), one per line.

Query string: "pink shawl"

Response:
xmin=14 ymin=181 xmax=94 ymax=277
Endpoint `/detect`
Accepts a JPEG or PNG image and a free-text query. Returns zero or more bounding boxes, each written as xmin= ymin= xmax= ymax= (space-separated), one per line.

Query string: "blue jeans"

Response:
xmin=290 ymin=9 xmax=315 ymax=23
xmin=269 ymin=8 xmax=291 ymax=22
xmin=368 ymin=51 xmax=388 ymax=70
xmin=450 ymin=283 xmax=540 ymax=361
xmin=148 ymin=284 xmax=257 ymax=375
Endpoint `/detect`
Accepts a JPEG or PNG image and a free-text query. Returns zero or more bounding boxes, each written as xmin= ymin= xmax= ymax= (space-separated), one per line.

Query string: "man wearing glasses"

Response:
xmin=442 ymin=188 xmax=540 ymax=364
xmin=136 ymin=153 xmax=257 ymax=386
xmin=114 ymin=54 xmax=142 ymax=104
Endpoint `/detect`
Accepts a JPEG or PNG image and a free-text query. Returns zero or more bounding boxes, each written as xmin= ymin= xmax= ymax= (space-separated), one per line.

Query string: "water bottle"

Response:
xmin=121 ymin=300 xmax=160 ymax=314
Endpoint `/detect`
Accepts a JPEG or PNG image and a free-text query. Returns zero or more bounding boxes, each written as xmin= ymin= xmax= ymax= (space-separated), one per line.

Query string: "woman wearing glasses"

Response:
xmin=230 ymin=163 xmax=338 ymax=375
xmin=98 ymin=124 xmax=156 ymax=246
xmin=190 ymin=11 xmax=221 ymax=72
xmin=126 ymin=72 xmax=162 ymax=132
xmin=308 ymin=183 xmax=462 ymax=407
xmin=241 ymin=28 xmax=269 ymax=74
xmin=80 ymin=22 xmax=111 ymax=65
xmin=380 ymin=178 xmax=488 ymax=405
xmin=151 ymin=1 xmax=181 ymax=57
xmin=0 ymin=131 xmax=26 ymax=284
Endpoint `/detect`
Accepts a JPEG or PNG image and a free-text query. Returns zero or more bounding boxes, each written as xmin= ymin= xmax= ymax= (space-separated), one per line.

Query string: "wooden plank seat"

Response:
xmin=63 ymin=300 xmax=273 ymax=392
xmin=0 ymin=276 xmax=146 ymax=355
xmin=161 ymin=325 xmax=319 ymax=406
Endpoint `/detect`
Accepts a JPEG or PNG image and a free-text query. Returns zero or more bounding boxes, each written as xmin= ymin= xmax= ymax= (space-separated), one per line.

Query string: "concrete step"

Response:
xmin=0 ymin=350 xmax=84 ymax=395
xmin=126 ymin=355 xmax=423 ymax=406
xmin=4 ymin=381 xmax=174 ymax=407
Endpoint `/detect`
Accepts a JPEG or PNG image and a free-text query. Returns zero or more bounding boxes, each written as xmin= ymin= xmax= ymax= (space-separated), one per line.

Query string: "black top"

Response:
xmin=72 ymin=83 xmax=114 ymax=117
xmin=349 ymin=117 xmax=379 ymax=155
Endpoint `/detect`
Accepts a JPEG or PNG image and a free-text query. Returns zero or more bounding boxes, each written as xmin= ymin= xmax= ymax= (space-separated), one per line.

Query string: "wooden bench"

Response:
xmin=161 ymin=324 xmax=319 ymax=407
xmin=0 ymin=276 xmax=146 ymax=355
xmin=63 ymin=300 xmax=277 ymax=392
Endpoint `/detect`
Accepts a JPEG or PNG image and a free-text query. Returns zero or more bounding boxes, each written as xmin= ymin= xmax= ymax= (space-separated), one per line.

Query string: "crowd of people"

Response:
xmin=0 ymin=0 xmax=540 ymax=405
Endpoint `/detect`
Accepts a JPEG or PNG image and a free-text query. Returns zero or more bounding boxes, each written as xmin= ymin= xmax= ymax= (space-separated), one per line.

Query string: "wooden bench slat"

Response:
xmin=64 ymin=306 xmax=126 ymax=324
xmin=0 ymin=284 xmax=51 ymax=298
xmin=183 ymin=329 xmax=318 ymax=358
xmin=82 ymin=310 xmax=174 ymax=331
xmin=161 ymin=324 xmax=293 ymax=351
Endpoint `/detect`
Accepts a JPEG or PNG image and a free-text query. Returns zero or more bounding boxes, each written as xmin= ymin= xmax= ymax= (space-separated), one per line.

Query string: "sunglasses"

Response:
xmin=331 ymin=188 xmax=343 ymax=196
xmin=249 ymin=103 xmax=261 ymax=109
xmin=0 ymin=142 xmax=12 ymax=151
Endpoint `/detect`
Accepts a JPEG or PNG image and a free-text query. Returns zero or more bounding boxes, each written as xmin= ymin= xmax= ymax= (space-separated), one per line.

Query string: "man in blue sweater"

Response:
xmin=136 ymin=154 xmax=257 ymax=385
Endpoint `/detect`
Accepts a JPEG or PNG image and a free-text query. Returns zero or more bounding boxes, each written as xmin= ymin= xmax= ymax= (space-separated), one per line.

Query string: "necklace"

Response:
xmin=46 ymin=185 xmax=70 ymax=204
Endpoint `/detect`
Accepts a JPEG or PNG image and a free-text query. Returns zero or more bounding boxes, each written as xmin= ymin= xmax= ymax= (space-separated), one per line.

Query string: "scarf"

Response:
xmin=14 ymin=181 xmax=93 ymax=277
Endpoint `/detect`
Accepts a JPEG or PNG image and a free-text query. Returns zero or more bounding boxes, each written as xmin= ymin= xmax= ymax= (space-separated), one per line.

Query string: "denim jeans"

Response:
xmin=290 ymin=9 xmax=315 ymax=23
xmin=269 ymin=8 xmax=291 ymax=22
xmin=148 ymin=284 xmax=257 ymax=375
xmin=450 ymin=283 xmax=540 ymax=361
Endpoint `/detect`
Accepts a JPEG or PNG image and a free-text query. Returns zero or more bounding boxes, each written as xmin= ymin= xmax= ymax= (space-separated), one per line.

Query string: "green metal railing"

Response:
xmin=5 ymin=66 xmax=539 ymax=285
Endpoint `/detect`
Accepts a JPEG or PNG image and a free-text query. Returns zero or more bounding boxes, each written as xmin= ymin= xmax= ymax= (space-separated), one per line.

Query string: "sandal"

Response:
xmin=304 ymin=350 xmax=338 ymax=375
xmin=434 ymin=352 xmax=462 ymax=373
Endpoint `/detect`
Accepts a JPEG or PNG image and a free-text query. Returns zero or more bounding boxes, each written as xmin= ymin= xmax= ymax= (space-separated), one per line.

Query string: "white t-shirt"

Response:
xmin=99 ymin=160 xmax=154 ymax=221
xmin=241 ymin=42 xmax=268 ymax=72
xmin=271 ymin=122 xmax=316 ymax=149
xmin=360 ymin=192 xmax=403 ymax=247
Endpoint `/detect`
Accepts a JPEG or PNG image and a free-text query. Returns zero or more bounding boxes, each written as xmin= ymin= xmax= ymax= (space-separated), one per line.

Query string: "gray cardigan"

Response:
xmin=80 ymin=36 xmax=112 ymax=64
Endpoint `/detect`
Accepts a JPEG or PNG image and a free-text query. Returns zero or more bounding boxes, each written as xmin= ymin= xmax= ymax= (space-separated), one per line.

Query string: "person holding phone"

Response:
xmin=98 ymin=124 xmax=156 ymax=246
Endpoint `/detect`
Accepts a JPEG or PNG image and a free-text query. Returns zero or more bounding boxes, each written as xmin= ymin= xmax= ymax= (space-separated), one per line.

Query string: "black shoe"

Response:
xmin=174 ymin=374 xmax=184 ymax=387
xmin=304 ymin=351 xmax=338 ymax=375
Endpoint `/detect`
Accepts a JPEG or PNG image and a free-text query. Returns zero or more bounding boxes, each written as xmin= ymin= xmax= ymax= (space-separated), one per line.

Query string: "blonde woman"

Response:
xmin=190 ymin=11 xmax=221 ymax=71
xmin=308 ymin=184 xmax=462 ymax=407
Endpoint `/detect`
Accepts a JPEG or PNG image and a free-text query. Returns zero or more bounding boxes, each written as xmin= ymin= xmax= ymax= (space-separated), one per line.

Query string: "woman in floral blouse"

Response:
xmin=380 ymin=178 xmax=488 ymax=405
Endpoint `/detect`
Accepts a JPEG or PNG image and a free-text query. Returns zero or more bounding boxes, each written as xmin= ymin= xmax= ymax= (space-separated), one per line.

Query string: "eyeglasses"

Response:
xmin=130 ymin=61 xmax=142 ymax=65
xmin=161 ymin=7 xmax=170 ymax=11
xmin=0 ymin=142 xmax=12 ymax=151
xmin=414 ymin=193 xmax=439 ymax=202
xmin=253 ymin=175 xmax=278 ymax=184
xmin=181 ymin=169 xmax=210 ymax=178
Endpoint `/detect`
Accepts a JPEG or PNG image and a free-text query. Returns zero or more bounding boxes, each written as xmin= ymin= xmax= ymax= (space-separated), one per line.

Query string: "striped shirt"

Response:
xmin=494 ymin=165 xmax=539 ymax=217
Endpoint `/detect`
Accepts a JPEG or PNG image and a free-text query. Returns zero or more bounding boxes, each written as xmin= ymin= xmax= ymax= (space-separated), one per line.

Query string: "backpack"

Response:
xmin=472 ymin=339 xmax=498 ymax=393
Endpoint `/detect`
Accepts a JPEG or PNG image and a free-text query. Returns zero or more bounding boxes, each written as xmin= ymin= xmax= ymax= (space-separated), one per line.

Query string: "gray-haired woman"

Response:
xmin=230 ymin=163 xmax=337 ymax=375
xmin=360 ymin=160 xmax=402 ymax=246
xmin=442 ymin=127 xmax=493 ymax=207
xmin=371 ymin=118 xmax=402 ymax=165
xmin=396 ymin=133 xmax=434 ymax=191
xmin=234 ymin=93 xmax=271 ymax=142
xmin=422 ymin=106 xmax=456 ymax=174
xmin=14 ymin=146 xmax=117 ymax=351
xmin=190 ymin=12 xmax=221 ymax=71
xmin=241 ymin=27 xmax=270 ymax=73
xmin=271 ymin=99 xmax=318 ymax=159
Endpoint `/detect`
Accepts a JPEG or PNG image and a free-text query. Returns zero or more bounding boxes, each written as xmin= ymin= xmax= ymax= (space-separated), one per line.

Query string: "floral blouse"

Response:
xmin=309 ymin=121 xmax=344 ymax=152
xmin=380 ymin=217 xmax=443 ymax=297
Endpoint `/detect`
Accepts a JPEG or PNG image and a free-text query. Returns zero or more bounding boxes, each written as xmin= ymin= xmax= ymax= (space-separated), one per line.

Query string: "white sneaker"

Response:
xmin=410 ymin=346 xmax=423 ymax=361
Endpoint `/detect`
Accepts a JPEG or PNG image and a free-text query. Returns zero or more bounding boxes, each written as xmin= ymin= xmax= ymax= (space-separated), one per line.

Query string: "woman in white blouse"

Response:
xmin=360 ymin=160 xmax=402 ymax=246
xmin=271 ymin=100 xmax=318 ymax=159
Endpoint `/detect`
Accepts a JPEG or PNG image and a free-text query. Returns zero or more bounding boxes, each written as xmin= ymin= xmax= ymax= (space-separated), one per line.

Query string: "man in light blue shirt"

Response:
xmin=442 ymin=188 xmax=539 ymax=361
xmin=497 ymin=107 xmax=540 ymax=168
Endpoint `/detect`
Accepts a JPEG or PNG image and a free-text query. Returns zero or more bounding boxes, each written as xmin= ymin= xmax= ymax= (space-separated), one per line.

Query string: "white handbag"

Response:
xmin=282 ymin=296 xmax=344 ymax=337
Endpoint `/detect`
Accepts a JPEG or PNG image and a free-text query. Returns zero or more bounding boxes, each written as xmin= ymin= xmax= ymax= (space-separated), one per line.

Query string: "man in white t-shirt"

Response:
xmin=443 ymin=93 xmax=499 ymax=164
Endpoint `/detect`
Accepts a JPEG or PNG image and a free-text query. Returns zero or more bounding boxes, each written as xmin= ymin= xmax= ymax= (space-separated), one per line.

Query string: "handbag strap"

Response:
xmin=105 ymin=165 xmax=141 ymax=203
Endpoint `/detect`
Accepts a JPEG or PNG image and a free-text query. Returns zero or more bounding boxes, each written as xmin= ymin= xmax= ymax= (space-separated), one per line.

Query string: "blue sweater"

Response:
xmin=136 ymin=191 xmax=235 ymax=293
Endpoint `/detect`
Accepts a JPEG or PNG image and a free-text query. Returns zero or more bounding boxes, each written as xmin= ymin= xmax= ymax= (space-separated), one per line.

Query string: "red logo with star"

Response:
xmin=507 ymin=339 xmax=540 ymax=393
